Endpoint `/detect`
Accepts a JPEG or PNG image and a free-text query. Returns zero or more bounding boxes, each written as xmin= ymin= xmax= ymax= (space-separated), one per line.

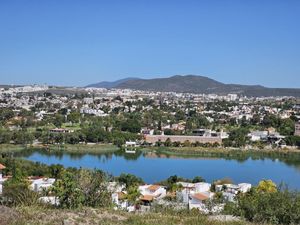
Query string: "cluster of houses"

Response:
xmin=248 ymin=128 xmax=287 ymax=147
xmin=0 ymin=163 xmax=57 ymax=204
xmin=109 ymin=180 xmax=251 ymax=213
xmin=1 ymin=84 xmax=300 ymax=149
xmin=2 ymin=84 xmax=299 ymax=124
xmin=0 ymin=162 xmax=252 ymax=214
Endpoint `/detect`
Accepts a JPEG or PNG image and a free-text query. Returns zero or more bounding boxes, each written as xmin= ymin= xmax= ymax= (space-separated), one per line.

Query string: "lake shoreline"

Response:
xmin=0 ymin=143 xmax=119 ymax=154
xmin=1 ymin=143 xmax=300 ymax=156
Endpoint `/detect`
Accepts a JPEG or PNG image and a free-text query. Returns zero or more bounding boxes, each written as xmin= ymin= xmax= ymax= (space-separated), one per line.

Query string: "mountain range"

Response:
xmin=86 ymin=75 xmax=300 ymax=97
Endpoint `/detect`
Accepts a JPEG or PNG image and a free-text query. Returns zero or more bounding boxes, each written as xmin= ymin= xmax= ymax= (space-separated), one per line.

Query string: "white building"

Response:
xmin=30 ymin=178 xmax=56 ymax=192
xmin=138 ymin=184 xmax=167 ymax=201
xmin=248 ymin=131 xmax=268 ymax=142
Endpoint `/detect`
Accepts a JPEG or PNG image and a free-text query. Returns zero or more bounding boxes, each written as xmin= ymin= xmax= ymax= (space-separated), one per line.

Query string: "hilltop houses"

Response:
xmin=0 ymin=165 xmax=56 ymax=198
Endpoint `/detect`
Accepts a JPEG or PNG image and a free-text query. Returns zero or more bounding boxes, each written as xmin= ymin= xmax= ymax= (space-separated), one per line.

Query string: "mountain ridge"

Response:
xmin=86 ymin=75 xmax=300 ymax=97
xmin=86 ymin=77 xmax=140 ymax=88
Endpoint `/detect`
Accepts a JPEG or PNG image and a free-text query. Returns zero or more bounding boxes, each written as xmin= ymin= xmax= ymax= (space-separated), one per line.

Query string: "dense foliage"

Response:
xmin=225 ymin=184 xmax=300 ymax=224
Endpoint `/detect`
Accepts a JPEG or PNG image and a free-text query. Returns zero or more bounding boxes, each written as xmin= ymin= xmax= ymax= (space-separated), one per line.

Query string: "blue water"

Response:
xmin=23 ymin=151 xmax=300 ymax=189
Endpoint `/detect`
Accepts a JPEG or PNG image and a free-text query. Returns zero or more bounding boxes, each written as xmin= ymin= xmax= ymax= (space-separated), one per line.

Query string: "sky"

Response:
xmin=0 ymin=0 xmax=300 ymax=88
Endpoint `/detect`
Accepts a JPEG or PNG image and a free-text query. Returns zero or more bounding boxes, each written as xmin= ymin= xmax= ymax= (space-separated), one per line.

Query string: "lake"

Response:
xmin=19 ymin=149 xmax=300 ymax=189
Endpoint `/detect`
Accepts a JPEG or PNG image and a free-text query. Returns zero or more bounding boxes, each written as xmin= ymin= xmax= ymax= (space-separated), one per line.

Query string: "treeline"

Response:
xmin=0 ymin=127 xmax=140 ymax=146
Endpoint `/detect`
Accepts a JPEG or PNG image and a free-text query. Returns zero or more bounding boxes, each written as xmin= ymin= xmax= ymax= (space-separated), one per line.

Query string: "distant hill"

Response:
xmin=85 ymin=77 xmax=140 ymax=88
xmin=87 ymin=75 xmax=300 ymax=97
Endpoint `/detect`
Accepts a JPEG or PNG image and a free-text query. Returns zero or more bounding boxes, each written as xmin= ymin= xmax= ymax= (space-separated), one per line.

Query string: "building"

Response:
xmin=30 ymin=177 xmax=56 ymax=192
xmin=49 ymin=128 xmax=74 ymax=133
xmin=295 ymin=122 xmax=300 ymax=136
xmin=248 ymin=131 xmax=268 ymax=141
xmin=144 ymin=135 xmax=222 ymax=145
xmin=138 ymin=184 xmax=167 ymax=204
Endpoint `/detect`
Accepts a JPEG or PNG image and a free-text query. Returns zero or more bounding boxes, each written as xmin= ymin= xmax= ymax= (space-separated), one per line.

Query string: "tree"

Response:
xmin=0 ymin=128 xmax=12 ymax=144
xmin=126 ymin=186 xmax=141 ymax=204
xmin=256 ymin=180 xmax=277 ymax=193
xmin=13 ymin=130 xmax=34 ymax=145
xmin=2 ymin=167 xmax=33 ymax=206
xmin=117 ymin=173 xmax=143 ymax=189
xmin=225 ymin=186 xmax=300 ymax=225
xmin=192 ymin=176 xmax=205 ymax=183
xmin=278 ymin=118 xmax=295 ymax=136
xmin=77 ymin=169 xmax=111 ymax=207
xmin=164 ymin=138 xmax=172 ymax=147
xmin=53 ymin=114 xmax=65 ymax=128
xmin=52 ymin=171 xmax=84 ymax=209
xmin=68 ymin=111 xmax=81 ymax=124
xmin=285 ymin=135 xmax=300 ymax=147
xmin=228 ymin=128 xmax=249 ymax=147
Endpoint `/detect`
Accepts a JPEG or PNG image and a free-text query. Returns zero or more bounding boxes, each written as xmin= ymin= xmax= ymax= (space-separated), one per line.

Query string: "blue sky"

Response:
xmin=0 ymin=0 xmax=299 ymax=87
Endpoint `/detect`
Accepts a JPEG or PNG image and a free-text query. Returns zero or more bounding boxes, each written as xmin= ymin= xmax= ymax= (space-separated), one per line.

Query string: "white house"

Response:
xmin=108 ymin=182 xmax=130 ymax=210
xmin=188 ymin=192 xmax=215 ymax=212
xmin=238 ymin=183 xmax=252 ymax=193
xmin=39 ymin=196 xmax=59 ymax=206
xmin=248 ymin=131 xmax=268 ymax=142
xmin=30 ymin=178 xmax=56 ymax=192
xmin=195 ymin=182 xmax=211 ymax=193
xmin=176 ymin=182 xmax=212 ymax=204
xmin=216 ymin=183 xmax=252 ymax=202
xmin=111 ymin=191 xmax=128 ymax=210
xmin=138 ymin=184 xmax=167 ymax=201
xmin=125 ymin=141 xmax=137 ymax=148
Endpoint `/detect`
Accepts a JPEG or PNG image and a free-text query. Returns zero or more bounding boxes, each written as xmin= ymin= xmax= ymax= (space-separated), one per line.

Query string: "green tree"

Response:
xmin=52 ymin=171 xmax=84 ymax=209
xmin=126 ymin=186 xmax=141 ymax=204
xmin=117 ymin=173 xmax=143 ymax=189
xmin=2 ymin=167 xmax=33 ymax=206
xmin=256 ymin=180 xmax=277 ymax=193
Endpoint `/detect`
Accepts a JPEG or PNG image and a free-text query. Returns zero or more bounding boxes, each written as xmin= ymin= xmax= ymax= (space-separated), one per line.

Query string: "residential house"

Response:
xmin=176 ymin=182 xmax=212 ymax=204
xmin=248 ymin=131 xmax=268 ymax=142
xmin=30 ymin=177 xmax=56 ymax=192
xmin=138 ymin=184 xmax=167 ymax=205
xmin=189 ymin=192 xmax=214 ymax=211
xmin=216 ymin=183 xmax=252 ymax=202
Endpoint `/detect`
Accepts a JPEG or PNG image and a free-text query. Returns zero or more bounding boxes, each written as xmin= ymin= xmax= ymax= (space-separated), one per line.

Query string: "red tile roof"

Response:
xmin=140 ymin=195 xmax=154 ymax=201
xmin=147 ymin=185 xmax=160 ymax=192
xmin=192 ymin=193 xmax=209 ymax=201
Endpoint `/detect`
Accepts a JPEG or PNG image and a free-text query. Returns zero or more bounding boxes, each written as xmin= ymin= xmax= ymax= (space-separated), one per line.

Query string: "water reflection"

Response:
xmin=13 ymin=148 xmax=300 ymax=189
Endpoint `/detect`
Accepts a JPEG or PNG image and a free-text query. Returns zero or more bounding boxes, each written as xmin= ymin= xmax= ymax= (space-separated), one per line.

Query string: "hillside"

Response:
xmin=2 ymin=206 xmax=256 ymax=225
xmin=86 ymin=77 xmax=140 ymax=88
xmin=87 ymin=75 xmax=300 ymax=97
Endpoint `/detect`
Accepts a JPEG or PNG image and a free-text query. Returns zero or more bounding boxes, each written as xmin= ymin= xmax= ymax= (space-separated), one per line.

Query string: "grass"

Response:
xmin=0 ymin=144 xmax=27 ymax=153
xmin=142 ymin=146 xmax=300 ymax=157
xmin=0 ymin=143 xmax=119 ymax=155
xmin=139 ymin=146 xmax=300 ymax=166
xmin=47 ymin=143 xmax=119 ymax=154
xmin=9 ymin=206 xmax=262 ymax=225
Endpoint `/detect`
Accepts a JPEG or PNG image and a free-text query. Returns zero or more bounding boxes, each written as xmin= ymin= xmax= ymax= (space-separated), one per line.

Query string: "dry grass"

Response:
xmin=6 ymin=206 xmax=268 ymax=225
